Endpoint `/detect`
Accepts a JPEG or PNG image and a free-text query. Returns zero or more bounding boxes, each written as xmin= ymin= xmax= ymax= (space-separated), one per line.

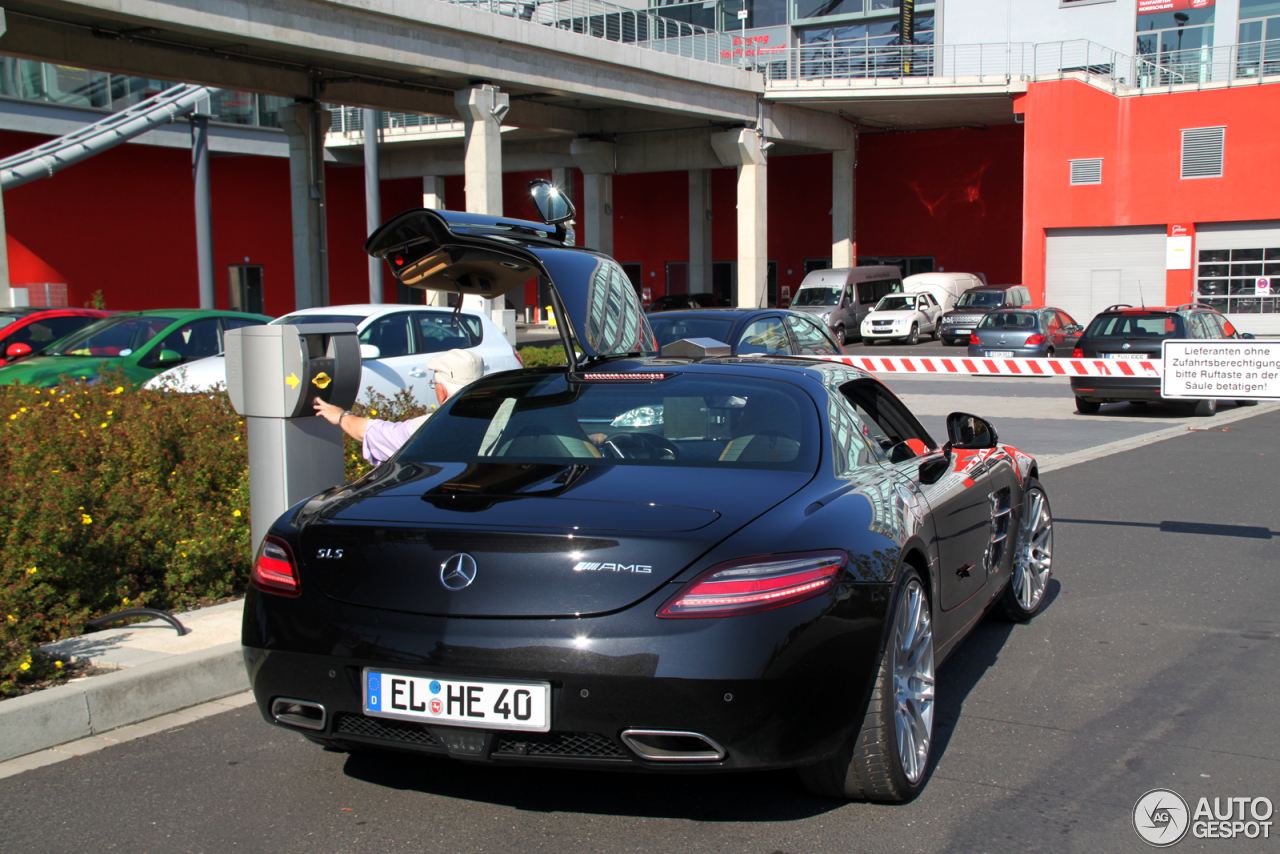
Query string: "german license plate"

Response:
xmin=1104 ymin=353 xmax=1147 ymax=360
xmin=986 ymin=350 xmax=1015 ymax=358
xmin=363 ymin=669 xmax=551 ymax=732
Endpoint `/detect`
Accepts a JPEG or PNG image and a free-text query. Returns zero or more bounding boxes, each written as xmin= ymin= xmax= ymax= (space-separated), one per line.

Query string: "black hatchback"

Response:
xmin=1070 ymin=303 xmax=1254 ymax=417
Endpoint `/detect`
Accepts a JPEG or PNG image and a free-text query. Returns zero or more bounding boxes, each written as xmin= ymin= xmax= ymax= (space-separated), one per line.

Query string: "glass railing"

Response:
xmin=327 ymin=106 xmax=462 ymax=141
xmin=0 ymin=58 xmax=293 ymax=128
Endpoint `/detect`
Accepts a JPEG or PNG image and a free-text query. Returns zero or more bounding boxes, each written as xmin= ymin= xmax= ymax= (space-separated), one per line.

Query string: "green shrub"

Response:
xmin=518 ymin=345 xmax=570 ymax=368
xmin=0 ymin=370 xmax=251 ymax=696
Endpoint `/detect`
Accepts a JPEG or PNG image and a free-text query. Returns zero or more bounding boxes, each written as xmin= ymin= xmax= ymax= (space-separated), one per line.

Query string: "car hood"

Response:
xmin=864 ymin=310 xmax=916 ymax=321
xmin=297 ymin=462 xmax=814 ymax=618
xmin=365 ymin=209 xmax=656 ymax=363
xmin=943 ymin=307 xmax=994 ymax=319
xmin=0 ymin=355 xmax=121 ymax=386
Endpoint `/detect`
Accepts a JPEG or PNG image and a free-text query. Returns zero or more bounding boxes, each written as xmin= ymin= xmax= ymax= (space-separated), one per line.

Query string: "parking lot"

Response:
xmin=2 ymin=380 xmax=1276 ymax=854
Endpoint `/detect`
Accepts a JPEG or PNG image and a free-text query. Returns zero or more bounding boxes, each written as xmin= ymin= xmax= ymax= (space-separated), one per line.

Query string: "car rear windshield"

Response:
xmin=276 ymin=314 xmax=367 ymax=327
xmin=52 ymin=316 xmax=177 ymax=357
xmin=647 ymin=317 xmax=735 ymax=350
xmin=978 ymin=311 xmax=1038 ymax=330
xmin=1084 ymin=313 xmax=1186 ymax=340
xmin=955 ymin=290 xmax=1005 ymax=308
xmin=792 ymin=286 xmax=841 ymax=307
xmin=398 ymin=372 xmax=819 ymax=472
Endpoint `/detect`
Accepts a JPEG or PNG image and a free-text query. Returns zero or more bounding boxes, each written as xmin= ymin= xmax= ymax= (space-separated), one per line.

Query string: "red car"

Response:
xmin=0 ymin=308 xmax=113 ymax=365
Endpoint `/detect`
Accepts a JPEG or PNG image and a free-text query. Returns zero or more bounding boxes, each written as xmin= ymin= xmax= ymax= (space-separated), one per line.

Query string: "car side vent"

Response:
xmin=1069 ymin=158 xmax=1102 ymax=185
xmin=1181 ymin=127 xmax=1225 ymax=179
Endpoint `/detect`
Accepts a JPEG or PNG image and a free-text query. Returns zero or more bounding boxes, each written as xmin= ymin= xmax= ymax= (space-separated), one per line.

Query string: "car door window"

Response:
xmin=1057 ymin=310 xmax=1077 ymax=331
xmin=843 ymin=283 xmax=855 ymax=307
xmin=785 ymin=314 xmax=838 ymax=355
xmin=144 ymin=318 xmax=222 ymax=367
xmin=1186 ymin=314 xmax=1210 ymax=338
xmin=359 ymin=313 xmax=414 ymax=357
xmin=415 ymin=311 xmax=482 ymax=354
xmin=1044 ymin=311 xmax=1060 ymax=335
xmin=840 ymin=380 xmax=936 ymax=466
xmin=1199 ymin=312 xmax=1226 ymax=338
xmin=736 ymin=317 xmax=792 ymax=356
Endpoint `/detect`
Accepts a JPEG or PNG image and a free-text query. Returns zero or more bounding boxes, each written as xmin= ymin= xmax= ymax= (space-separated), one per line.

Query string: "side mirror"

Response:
xmin=527 ymin=178 xmax=575 ymax=225
xmin=1241 ymin=332 xmax=1256 ymax=339
xmin=5 ymin=342 xmax=32 ymax=359
xmin=156 ymin=349 xmax=183 ymax=366
xmin=946 ymin=411 xmax=998 ymax=450
xmin=360 ymin=343 xmax=381 ymax=360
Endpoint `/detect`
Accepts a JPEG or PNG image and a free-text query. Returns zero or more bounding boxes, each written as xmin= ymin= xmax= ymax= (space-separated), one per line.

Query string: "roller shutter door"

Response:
xmin=1195 ymin=221 xmax=1280 ymax=336
xmin=1044 ymin=226 xmax=1166 ymax=327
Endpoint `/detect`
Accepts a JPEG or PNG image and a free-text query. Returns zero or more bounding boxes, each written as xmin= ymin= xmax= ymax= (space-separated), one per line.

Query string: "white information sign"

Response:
xmin=1166 ymin=235 xmax=1192 ymax=270
xmin=1162 ymin=340 xmax=1280 ymax=399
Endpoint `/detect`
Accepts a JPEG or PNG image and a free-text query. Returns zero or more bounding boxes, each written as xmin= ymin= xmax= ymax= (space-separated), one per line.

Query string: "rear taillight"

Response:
xmin=513 ymin=346 xmax=523 ymax=367
xmin=1025 ymin=334 xmax=1046 ymax=346
xmin=968 ymin=333 xmax=980 ymax=345
xmin=657 ymin=551 xmax=845 ymax=619
xmin=1072 ymin=348 xmax=1084 ymax=358
xmin=251 ymin=536 xmax=300 ymax=597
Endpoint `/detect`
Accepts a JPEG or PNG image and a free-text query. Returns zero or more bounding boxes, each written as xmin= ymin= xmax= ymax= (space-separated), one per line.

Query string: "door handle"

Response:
xmin=409 ymin=369 xmax=427 ymax=377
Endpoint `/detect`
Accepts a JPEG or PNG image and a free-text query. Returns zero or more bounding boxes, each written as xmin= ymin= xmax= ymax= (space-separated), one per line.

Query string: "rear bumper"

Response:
xmin=967 ymin=344 xmax=1051 ymax=359
xmin=241 ymin=583 xmax=891 ymax=772
xmin=1070 ymin=375 xmax=1163 ymax=401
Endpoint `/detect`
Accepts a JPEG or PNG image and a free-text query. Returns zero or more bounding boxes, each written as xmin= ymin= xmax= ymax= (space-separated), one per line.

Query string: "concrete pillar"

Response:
xmin=190 ymin=111 xmax=215 ymax=310
xmin=364 ymin=108 xmax=382 ymax=304
xmin=688 ymin=170 xmax=713 ymax=295
xmin=711 ymin=129 xmax=767 ymax=309
xmin=0 ymin=187 xmax=10 ymax=309
xmin=571 ymin=140 xmax=616 ymax=257
xmin=455 ymin=84 xmax=507 ymax=315
xmin=582 ymin=174 xmax=614 ymax=257
xmin=281 ymin=102 xmax=331 ymax=310
xmin=832 ymin=146 xmax=856 ymax=269
xmin=422 ymin=175 xmax=445 ymax=210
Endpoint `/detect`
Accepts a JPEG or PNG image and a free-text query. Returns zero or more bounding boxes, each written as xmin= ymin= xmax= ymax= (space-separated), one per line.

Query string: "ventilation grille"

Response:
xmin=335 ymin=714 xmax=442 ymax=747
xmin=494 ymin=732 xmax=628 ymax=759
xmin=1181 ymin=127 xmax=1225 ymax=179
xmin=1069 ymin=158 xmax=1102 ymax=185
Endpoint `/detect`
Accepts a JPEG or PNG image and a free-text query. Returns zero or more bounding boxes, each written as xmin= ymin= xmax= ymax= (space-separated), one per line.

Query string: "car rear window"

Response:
xmin=648 ymin=317 xmax=735 ymax=349
xmin=398 ymin=372 xmax=819 ymax=472
xmin=1084 ymin=313 xmax=1186 ymax=339
xmin=978 ymin=311 xmax=1038 ymax=330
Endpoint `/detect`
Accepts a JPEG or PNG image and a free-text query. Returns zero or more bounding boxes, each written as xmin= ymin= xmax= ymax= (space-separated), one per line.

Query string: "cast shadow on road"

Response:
xmin=339 ymin=580 xmax=1061 ymax=818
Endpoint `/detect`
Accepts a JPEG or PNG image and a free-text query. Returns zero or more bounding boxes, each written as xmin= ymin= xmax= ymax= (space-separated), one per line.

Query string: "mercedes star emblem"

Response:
xmin=440 ymin=554 xmax=478 ymax=590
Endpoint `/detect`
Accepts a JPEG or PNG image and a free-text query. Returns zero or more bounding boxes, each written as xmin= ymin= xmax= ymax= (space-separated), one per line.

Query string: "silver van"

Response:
xmin=789 ymin=266 xmax=903 ymax=344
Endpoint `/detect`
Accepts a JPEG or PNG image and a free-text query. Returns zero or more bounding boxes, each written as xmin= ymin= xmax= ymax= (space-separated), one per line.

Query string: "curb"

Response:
xmin=0 ymin=641 xmax=247 ymax=763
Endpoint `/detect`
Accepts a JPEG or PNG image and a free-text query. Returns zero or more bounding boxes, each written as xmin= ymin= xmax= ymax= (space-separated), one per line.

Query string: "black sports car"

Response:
xmin=242 ymin=184 xmax=1054 ymax=802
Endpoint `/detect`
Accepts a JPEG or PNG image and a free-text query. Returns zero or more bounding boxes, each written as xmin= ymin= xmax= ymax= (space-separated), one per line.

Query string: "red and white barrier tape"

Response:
xmin=814 ymin=354 xmax=1162 ymax=378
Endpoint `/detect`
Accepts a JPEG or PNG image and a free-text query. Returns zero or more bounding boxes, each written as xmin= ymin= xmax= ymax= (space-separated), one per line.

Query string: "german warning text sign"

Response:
xmin=1162 ymin=340 xmax=1280 ymax=399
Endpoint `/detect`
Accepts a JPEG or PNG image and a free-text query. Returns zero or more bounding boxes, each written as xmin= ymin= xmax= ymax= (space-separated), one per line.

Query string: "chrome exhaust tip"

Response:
xmin=620 ymin=729 xmax=726 ymax=761
xmin=271 ymin=697 xmax=327 ymax=731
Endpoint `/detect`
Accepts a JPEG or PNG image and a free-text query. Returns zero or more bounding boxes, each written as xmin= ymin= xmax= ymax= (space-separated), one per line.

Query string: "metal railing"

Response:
xmin=328 ymin=107 xmax=461 ymax=140
xmin=440 ymin=0 xmax=736 ymax=65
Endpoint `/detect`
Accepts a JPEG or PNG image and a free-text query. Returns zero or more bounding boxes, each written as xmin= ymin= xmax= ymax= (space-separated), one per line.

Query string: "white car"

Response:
xmin=859 ymin=292 xmax=943 ymax=345
xmin=144 ymin=304 xmax=523 ymax=403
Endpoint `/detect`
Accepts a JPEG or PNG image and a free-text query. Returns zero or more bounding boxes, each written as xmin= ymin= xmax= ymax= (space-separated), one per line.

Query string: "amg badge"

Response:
xmin=574 ymin=561 xmax=652 ymax=573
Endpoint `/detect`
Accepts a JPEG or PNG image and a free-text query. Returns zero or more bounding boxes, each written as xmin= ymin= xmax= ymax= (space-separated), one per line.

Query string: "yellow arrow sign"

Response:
xmin=285 ymin=373 xmax=299 ymax=389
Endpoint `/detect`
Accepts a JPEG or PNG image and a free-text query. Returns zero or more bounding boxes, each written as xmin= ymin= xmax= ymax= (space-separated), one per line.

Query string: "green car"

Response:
xmin=0 ymin=309 xmax=271 ymax=388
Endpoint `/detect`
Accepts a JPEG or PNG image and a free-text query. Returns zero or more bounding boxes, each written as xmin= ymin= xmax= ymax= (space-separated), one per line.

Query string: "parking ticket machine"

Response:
xmin=225 ymin=324 xmax=361 ymax=552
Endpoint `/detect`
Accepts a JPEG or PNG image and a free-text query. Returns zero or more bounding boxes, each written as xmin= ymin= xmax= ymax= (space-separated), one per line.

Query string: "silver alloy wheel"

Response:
xmin=1012 ymin=488 xmax=1052 ymax=611
xmin=892 ymin=578 xmax=934 ymax=784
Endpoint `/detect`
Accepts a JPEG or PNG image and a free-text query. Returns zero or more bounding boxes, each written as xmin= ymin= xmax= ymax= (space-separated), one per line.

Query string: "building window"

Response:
xmin=1069 ymin=158 xmax=1103 ymax=185
xmin=1197 ymin=247 xmax=1280 ymax=315
xmin=1181 ymin=126 xmax=1225 ymax=179
xmin=1238 ymin=0 xmax=1280 ymax=77
xmin=1136 ymin=6 xmax=1215 ymax=83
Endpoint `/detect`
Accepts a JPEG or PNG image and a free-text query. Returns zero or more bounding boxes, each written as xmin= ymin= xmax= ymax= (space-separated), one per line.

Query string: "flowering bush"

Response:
xmin=0 ymin=372 xmax=440 ymax=697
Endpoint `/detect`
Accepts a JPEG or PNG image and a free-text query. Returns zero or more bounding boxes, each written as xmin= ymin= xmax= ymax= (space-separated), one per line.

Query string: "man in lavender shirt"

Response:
xmin=312 ymin=348 xmax=485 ymax=465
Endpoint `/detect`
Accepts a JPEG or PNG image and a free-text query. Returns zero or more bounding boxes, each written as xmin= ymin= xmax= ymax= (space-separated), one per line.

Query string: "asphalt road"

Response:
xmin=4 ymin=411 xmax=1277 ymax=854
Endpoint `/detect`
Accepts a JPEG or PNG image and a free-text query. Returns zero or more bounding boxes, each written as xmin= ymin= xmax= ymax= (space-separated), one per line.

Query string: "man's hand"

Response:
xmin=313 ymin=396 xmax=344 ymax=425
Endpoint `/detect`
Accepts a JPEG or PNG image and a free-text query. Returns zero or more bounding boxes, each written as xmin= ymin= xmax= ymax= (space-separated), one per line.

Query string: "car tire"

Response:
xmin=863 ymin=337 xmax=876 ymax=346
xmin=940 ymin=337 xmax=955 ymax=347
xmin=1191 ymin=397 xmax=1218 ymax=417
xmin=930 ymin=326 xmax=938 ymax=341
xmin=834 ymin=324 xmax=846 ymax=345
xmin=798 ymin=566 xmax=933 ymax=803
xmin=994 ymin=479 xmax=1052 ymax=623
xmin=1045 ymin=348 xmax=1054 ymax=359
xmin=906 ymin=324 xmax=919 ymax=346
xmin=1075 ymin=396 xmax=1100 ymax=414
xmin=1236 ymin=399 xmax=1258 ymax=407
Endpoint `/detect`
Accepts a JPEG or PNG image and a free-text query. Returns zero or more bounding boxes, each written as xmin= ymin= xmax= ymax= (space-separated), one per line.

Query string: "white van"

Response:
xmin=903 ymin=272 xmax=984 ymax=314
